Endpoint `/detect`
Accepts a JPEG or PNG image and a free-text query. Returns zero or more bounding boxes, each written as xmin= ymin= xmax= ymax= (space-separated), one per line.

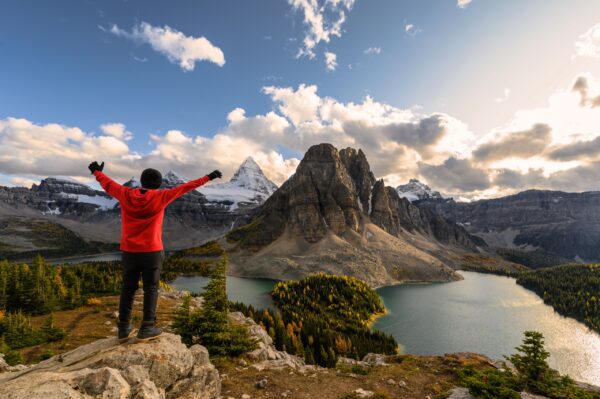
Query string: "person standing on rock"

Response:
xmin=88 ymin=161 xmax=222 ymax=340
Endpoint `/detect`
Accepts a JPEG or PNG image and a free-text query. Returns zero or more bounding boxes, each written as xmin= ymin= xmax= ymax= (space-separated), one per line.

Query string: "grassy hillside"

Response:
xmin=0 ymin=217 xmax=118 ymax=260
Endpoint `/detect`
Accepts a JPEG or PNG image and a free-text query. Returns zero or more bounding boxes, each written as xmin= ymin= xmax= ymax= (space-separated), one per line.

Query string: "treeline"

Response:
xmin=231 ymin=273 xmax=398 ymax=367
xmin=516 ymin=264 xmax=600 ymax=333
xmin=0 ymin=255 xmax=212 ymax=315
xmin=496 ymin=248 xmax=573 ymax=269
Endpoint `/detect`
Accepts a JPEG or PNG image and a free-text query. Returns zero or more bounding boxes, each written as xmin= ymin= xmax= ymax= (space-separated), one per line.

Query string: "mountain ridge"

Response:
xmin=416 ymin=187 xmax=600 ymax=262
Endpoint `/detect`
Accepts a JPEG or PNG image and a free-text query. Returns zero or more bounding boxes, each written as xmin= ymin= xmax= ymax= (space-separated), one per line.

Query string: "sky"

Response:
xmin=2 ymin=0 xmax=600 ymax=200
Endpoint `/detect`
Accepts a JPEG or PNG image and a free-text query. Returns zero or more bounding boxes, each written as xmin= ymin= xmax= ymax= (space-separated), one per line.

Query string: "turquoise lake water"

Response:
xmin=171 ymin=270 xmax=600 ymax=385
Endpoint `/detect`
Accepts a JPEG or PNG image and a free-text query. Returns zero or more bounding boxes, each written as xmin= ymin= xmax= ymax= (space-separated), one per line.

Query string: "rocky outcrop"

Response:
xmin=226 ymin=144 xmax=487 ymax=286
xmin=0 ymin=333 xmax=220 ymax=399
xmin=228 ymin=312 xmax=313 ymax=373
xmin=418 ymin=189 xmax=600 ymax=261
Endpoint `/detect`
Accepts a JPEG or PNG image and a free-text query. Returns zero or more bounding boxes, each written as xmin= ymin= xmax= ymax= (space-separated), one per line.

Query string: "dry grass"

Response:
xmin=20 ymin=292 xmax=181 ymax=363
xmin=218 ymin=353 xmax=492 ymax=399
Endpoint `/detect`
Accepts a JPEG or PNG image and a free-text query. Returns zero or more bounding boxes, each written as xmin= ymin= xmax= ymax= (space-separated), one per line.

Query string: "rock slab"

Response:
xmin=0 ymin=333 xmax=220 ymax=399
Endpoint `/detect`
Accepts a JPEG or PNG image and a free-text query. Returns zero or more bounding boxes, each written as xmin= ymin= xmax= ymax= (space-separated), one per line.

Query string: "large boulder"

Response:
xmin=0 ymin=333 xmax=220 ymax=399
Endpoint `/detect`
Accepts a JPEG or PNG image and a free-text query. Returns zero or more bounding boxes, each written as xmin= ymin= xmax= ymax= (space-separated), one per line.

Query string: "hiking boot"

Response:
xmin=117 ymin=320 xmax=133 ymax=340
xmin=137 ymin=320 xmax=162 ymax=340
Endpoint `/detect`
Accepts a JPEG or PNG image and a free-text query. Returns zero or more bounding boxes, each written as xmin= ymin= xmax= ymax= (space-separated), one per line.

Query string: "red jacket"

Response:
xmin=94 ymin=171 xmax=210 ymax=252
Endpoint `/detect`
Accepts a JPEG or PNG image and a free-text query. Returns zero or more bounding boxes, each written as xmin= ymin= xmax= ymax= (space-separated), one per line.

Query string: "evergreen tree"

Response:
xmin=172 ymin=255 xmax=257 ymax=356
xmin=507 ymin=331 xmax=553 ymax=393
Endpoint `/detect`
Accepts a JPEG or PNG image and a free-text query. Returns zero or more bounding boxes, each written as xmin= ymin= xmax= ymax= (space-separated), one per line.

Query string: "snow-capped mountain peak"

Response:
xmin=163 ymin=170 xmax=189 ymax=187
xmin=198 ymin=157 xmax=278 ymax=210
xmin=229 ymin=156 xmax=278 ymax=195
xmin=123 ymin=177 xmax=140 ymax=188
xmin=396 ymin=179 xmax=442 ymax=202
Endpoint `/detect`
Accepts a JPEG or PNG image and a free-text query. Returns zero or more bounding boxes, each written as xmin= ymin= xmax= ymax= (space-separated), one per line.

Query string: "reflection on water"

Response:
xmin=170 ymin=275 xmax=277 ymax=310
xmin=373 ymin=271 xmax=600 ymax=385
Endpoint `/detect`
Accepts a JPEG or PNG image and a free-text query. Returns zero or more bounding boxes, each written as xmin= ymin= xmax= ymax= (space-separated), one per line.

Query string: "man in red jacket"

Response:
xmin=89 ymin=161 xmax=222 ymax=339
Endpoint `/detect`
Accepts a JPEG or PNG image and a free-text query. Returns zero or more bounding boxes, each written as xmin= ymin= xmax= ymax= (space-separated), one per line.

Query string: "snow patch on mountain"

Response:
xmin=396 ymin=179 xmax=442 ymax=202
xmin=61 ymin=193 xmax=118 ymax=210
xmin=199 ymin=157 xmax=278 ymax=210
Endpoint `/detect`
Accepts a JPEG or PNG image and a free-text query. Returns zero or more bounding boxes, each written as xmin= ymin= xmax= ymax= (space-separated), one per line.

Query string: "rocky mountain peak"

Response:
xmin=225 ymin=143 xmax=485 ymax=286
xmin=228 ymin=143 xmax=481 ymax=250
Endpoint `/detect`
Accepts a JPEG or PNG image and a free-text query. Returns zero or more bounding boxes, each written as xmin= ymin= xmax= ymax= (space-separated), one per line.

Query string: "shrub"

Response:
xmin=4 ymin=349 xmax=23 ymax=366
xmin=86 ymin=297 xmax=102 ymax=306
xmin=40 ymin=348 xmax=55 ymax=360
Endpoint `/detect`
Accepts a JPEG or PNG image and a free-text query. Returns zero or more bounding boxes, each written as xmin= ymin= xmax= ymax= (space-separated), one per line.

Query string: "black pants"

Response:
xmin=119 ymin=250 xmax=164 ymax=323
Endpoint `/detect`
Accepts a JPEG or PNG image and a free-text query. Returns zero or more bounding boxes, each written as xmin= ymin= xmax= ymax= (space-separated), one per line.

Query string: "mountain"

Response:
xmin=0 ymin=159 xmax=277 ymax=257
xmin=198 ymin=157 xmax=278 ymax=211
xmin=224 ymin=143 xmax=497 ymax=287
xmin=396 ymin=179 xmax=442 ymax=202
xmin=416 ymin=189 xmax=600 ymax=263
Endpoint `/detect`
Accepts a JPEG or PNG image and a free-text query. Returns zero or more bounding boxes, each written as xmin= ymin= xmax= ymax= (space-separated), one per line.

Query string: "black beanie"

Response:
xmin=140 ymin=168 xmax=162 ymax=189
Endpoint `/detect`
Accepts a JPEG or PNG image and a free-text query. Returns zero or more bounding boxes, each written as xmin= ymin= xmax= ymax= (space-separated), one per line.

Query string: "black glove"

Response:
xmin=88 ymin=161 xmax=104 ymax=174
xmin=208 ymin=170 xmax=222 ymax=180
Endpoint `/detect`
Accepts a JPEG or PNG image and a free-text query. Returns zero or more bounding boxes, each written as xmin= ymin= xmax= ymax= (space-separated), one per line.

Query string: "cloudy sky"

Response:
xmin=2 ymin=0 xmax=600 ymax=200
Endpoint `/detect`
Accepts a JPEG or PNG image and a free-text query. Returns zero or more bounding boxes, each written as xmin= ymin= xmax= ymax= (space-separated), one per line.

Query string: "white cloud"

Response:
xmin=457 ymin=0 xmax=472 ymax=9
xmin=324 ymin=51 xmax=337 ymax=71
xmin=404 ymin=24 xmax=420 ymax=37
xmin=574 ymin=22 xmax=600 ymax=58
xmin=6 ymin=73 xmax=600 ymax=199
xmin=104 ymin=22 xmax=225 ymax=72
xmin=262 ymin=84 xmax=322 ymax=125
xmin=364 ymin=47 xmax=381 ymax=55
xmin=288 ymin=0 xmax=355 ymax=59
xmin=100 ymin=123 xmax=133 ymax=141
xmin=494 ymin=88 xmax=511 ymax=103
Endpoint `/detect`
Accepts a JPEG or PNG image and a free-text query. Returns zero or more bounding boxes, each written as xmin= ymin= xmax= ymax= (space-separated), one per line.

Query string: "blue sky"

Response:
xmin=2 ymin=0 xmax=600 ymax=198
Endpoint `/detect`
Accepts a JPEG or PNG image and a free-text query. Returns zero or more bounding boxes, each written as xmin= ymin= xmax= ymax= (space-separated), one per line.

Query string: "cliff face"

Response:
xmin=226 ymin=144 xmax=486 ymax=286
xmin=417 ymin=190 xmax=600 ymax=261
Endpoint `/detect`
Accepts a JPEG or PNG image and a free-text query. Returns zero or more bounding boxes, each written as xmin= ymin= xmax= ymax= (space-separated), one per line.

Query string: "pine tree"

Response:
xmin=507 ymin=331 xmax=553 ymax=392
xmin=172 ymin=255 xmax=256 ymax=356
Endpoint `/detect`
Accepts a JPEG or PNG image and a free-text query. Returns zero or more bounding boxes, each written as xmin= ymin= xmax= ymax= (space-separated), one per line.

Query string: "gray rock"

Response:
xmin=520 ymin=393 xmax=548 ymax=399
xmin=447 ymin=387 xmax=475 ymax=399
xmin=0 ymin=353 xmax=8 ymax=372
xmin=228 ymin=312 xmax=305 ymax=370
xmin=0 ymin=333 xmax=220 ymax=399
xmin=353 ymin=388 xmax=374 ymax=398
xmin=362 ymin=353 xmax=388 ymax=366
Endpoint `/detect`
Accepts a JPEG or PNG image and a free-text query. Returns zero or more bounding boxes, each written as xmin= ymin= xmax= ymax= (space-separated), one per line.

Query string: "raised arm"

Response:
xmin=89 ymin=161 xmax=127 ymax=201
xmin=161 ymin=170 xmax=222 ymax=205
